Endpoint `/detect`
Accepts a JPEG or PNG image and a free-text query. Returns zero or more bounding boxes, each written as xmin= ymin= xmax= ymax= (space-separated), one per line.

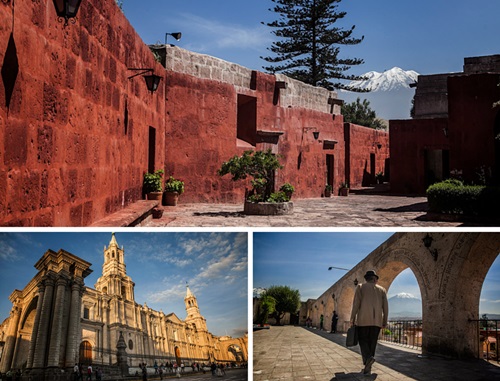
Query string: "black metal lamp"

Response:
xmin=165 ymin=32 xmax=182 ymax=44
xmin=313 ymin=131 xmax=320 ymax=140
xmin=128 ymin=68 xmax=162 ymax=94
xmin=422 ymin=233 xmax=438 ymax=261
xmin=53 ymin=0 xmax=83 ymax=26
xmin=354 ymin=278 xmax=359 ymax=286
xmin=143 ymin=73 xmax=162 ymax=93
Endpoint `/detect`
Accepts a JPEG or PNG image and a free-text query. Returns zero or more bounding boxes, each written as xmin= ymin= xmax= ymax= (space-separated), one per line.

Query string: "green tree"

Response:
xmin=256 ymin=294 xmax=276 ymax=325
xmin=218 ymin=150 xmax=283 ymax=202
xmin=263 ymin=285 xmax=301 ymax=326
xmin=342 ymin=97 xmax=385 ymax=129
xmin=262 ymin=0 xmax=367 ymax=91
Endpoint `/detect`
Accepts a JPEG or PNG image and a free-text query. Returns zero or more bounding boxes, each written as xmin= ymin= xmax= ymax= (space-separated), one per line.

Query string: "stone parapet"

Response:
xmin=164 ymin=45 xmax=340 ymax=115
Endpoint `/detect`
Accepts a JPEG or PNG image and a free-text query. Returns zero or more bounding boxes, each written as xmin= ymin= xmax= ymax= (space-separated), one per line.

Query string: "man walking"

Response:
xmin=350 ymin=270 xmax=388 ymax=376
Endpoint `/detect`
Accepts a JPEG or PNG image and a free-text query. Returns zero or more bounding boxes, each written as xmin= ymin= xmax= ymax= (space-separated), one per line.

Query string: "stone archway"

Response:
xmin=314 ymin=232 xmax=500 ymax=359
xmin=227 ymin=344 xmax=243 ymax=362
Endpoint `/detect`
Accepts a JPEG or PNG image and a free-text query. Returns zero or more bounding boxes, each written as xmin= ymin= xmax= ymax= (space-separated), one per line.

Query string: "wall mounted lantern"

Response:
xmin=53 ymin=0 xmax=83 ymax=26
xmin=127 ymin=68 xmax=162 ymax=94
xmin=353 ymin=278 xmax=359 ymax=286
xmin=422 ymin=233 xmax=438 ymax=261
xmin=165 ymin=32 xmax=182 ymax=44
xmin=313 ymin=131 xmax=320 ymax=140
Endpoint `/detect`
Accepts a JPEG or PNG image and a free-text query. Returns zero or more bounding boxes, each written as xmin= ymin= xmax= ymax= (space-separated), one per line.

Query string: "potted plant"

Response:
xmin=143 ymin=169 xmax=164 ymax=200
xmin=164 ymin=176 xmax=185 ymax=206
xmin=324 ymin=184 xmax=333 ymax=198
xmin=280 ymin=183 xmax=295 ymax=200
xmin=218 ymin=150 xmax=293 ymax=215
xmin=339 ymin=182 xmax=349 ymax=196
xmin=375 ymin=171 xmax=384 ymax=184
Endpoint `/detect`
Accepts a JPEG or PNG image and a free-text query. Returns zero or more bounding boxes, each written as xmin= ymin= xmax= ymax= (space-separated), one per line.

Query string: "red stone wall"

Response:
xmin=344 ymin=124 xmax=389 ymax=189
xmin=447 ymin=73 xmax=500 ymax=182
xmin=390 ymin=72 xmax=500 ymax=194
xmin=0 ymin=1 xmax=165 ymax=226
xmin=164 ymin=67 xmax=346 ymax=203
xmin=389 ymin=118 xmax=449 ymax=194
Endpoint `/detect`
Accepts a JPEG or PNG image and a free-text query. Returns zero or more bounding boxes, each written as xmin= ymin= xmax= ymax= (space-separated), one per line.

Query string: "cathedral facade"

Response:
xmin=0 ymin=234 xmax=247 ymax=380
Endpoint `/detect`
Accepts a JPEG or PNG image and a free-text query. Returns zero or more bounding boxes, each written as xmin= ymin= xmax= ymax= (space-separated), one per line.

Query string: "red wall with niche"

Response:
xmin=344 ymin=123 xmax=389 ymax=189
xmin=164 ymin=69 xmax=347 ymax=203
xmin=0 ymin=0 xmax=165 ymax=226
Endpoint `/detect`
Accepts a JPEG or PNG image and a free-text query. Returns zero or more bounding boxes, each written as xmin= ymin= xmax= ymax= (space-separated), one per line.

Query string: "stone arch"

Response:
xmin=336 ymin=285 xmax=355 ymax=332
xmin=227 ymin=344 xmax=243 ymax=362
xmin=434 ymin=233 xmax=500 ymax=357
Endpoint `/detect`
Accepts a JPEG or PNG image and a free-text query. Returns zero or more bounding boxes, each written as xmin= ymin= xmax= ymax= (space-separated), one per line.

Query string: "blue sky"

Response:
xmin=121 ymin=0 xmax=500 ymax=77
xmin=0 ymin=232 xmax=248 ymax=337
xmin=253 ymin=232 xmax=500 ymax=315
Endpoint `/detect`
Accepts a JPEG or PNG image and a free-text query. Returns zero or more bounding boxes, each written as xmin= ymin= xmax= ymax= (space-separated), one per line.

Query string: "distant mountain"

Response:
xmin=388 ymin=292 xmax=422 ymax=319
xmin=340 ymin=67 xmax=420 ymax=120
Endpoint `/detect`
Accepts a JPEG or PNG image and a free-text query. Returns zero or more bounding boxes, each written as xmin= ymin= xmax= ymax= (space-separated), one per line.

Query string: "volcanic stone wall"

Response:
xmin=0 ymin=0 xmax=165 ymax=226
xmin=344 ymin=123 xmax=389 ymax=189
xmin=164 ymin=45 xmax=346 ymax=202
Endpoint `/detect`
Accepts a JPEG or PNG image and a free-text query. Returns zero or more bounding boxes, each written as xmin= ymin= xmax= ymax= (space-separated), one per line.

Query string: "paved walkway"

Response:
xmin=253 ymin=326 xmax=500 ymax=381
xmin=146 ymin=194 xmax=471 ymax=227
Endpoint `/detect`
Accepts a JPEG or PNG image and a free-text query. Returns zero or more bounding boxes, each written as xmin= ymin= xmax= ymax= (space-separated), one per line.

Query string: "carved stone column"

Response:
xmin=64 ymin=279 xmax=83 ymax=367
xmin=32 ymin=274 xmax=56 ymax=368
xmin=26 ymin=282 xmax=45 ymax=369
xmin=0 ymin=304 xmax=21 ymax=373
xmin=47 ymin=276 xmax=69 ymax=367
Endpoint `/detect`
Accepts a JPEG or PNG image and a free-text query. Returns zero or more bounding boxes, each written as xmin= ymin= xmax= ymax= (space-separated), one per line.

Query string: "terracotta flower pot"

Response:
xmin=164 ymin=191 xmax=179 ymax=206
xmin=147 ymin=191 xmax=163 ymax=201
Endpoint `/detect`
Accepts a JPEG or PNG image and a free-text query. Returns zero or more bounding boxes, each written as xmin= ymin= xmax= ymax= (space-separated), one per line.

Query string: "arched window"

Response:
xmin=79 ymin=341 xmax=92 ymax=364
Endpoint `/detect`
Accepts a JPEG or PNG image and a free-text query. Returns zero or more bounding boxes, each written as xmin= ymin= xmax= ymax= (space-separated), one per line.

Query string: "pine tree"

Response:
xmin=262 ymin=0 xmax=367 ymax=91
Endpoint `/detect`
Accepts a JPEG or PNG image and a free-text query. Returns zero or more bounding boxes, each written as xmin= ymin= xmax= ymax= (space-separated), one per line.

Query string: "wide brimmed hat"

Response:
xmin=364 ymin=270 xmax=379 ymax=279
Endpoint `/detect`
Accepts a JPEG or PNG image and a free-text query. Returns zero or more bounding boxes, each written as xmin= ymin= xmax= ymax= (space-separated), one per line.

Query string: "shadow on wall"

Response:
xmin=2 ymin=33 xmax=19 ymax=110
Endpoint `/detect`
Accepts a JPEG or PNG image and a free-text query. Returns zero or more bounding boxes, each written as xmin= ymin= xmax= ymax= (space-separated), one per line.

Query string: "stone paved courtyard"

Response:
xmin=145 ymin=193 xmax=478 ymax=227
xmin=253 ymin=326 xmax=500 ymax=381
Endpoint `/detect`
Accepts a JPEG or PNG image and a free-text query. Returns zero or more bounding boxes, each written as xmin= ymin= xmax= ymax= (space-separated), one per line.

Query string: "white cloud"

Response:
xmin=169 ymin=13 xmax=271 ymax=52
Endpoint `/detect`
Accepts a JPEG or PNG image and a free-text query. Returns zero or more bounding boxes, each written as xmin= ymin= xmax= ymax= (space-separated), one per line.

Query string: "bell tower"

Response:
xmin=95 ymin=233 xmax=135 ymax=302
xmin=184 ymin=284 xmax=208 ymax=332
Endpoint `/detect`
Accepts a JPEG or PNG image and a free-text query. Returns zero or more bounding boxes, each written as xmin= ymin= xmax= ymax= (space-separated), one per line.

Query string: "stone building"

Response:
xmin=0 ymin=0 xmax=388 ymax=226
xmin=0 ymin=234 xmax=247 ymax=380
xmin=390 ymin=54 xmax=500 ymax=193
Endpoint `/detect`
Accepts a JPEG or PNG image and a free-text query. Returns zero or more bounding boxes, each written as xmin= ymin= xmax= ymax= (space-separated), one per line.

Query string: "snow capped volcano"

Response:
xmin=340 ymin=67 xmax=420 ymax=120
xmin=348 ymin=67 xmax=419 ymax=92
xmin=388 ymin=292 xmax=422 ymax=318
xmin=393 ymin=292 xmax=418 ymax=299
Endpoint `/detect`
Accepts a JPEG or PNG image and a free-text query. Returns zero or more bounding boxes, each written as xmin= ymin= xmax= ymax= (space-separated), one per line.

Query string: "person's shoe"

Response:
xmin=363 ymin=356 xmax=375 ymax=374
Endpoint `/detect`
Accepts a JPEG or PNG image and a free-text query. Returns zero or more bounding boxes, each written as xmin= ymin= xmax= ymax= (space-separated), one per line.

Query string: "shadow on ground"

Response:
xmin=374 ymin=202 xmax=429 ymax=213
xmin=193 ymin=211 xmax=246 ymax=218
xmin=331 ymin=371 xmax=378 ymax=380
xmin=306 ymin=327 xmax=500 ymax=381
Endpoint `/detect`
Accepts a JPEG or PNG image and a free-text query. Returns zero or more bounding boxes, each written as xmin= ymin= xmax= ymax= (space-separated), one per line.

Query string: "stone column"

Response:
xmin=47 ymin=277 xmax=68 ymax=367
xmin=0 ymin=305 xmax=21 ymax=373
xmin=32 ymin=275 xmax=56 ymax=368
xmin=26 ymin=282 xmax=45 ymax=369
xmin=64 ymin=279 xmax=83 ymax=367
